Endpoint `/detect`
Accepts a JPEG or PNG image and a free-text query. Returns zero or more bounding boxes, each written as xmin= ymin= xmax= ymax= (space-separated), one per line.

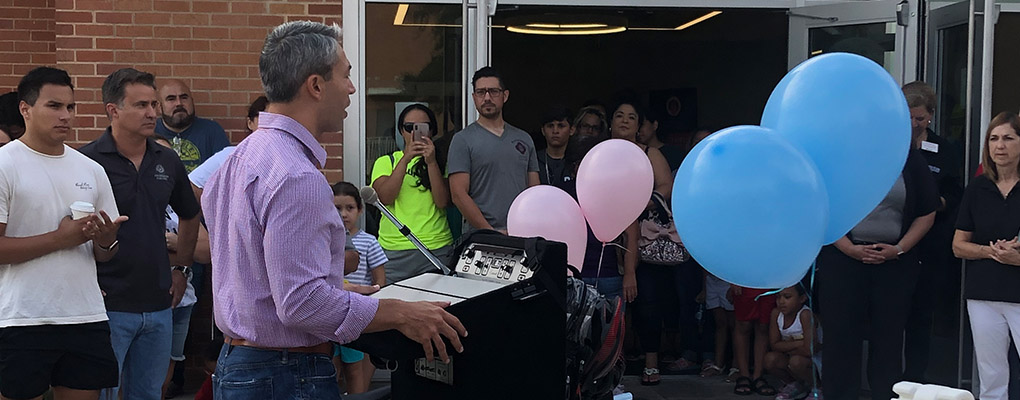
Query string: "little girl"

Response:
xmin=765 ymin=284 xmax=821 ymax=400
xmin=331 ymin=182 xmax=388 ymax=394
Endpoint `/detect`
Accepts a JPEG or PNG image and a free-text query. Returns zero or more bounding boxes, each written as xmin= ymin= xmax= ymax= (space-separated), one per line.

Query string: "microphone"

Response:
xmin=360 ymin=186 xmax=451 ymax=276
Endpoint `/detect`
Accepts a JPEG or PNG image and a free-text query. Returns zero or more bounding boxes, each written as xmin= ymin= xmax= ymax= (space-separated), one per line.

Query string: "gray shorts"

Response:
xmin=383 ymin=245 xmax=454 ymax=285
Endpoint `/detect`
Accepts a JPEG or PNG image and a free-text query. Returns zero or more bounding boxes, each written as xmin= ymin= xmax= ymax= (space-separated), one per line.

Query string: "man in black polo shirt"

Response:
xmin=79 ymin=68 xmax=200 ymax=400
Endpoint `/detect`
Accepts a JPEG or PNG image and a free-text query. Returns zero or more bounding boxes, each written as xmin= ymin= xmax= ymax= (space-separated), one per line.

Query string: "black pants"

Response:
xmin=818 ymin=246 xmax=920 ymax=400
xmin=634 ymin=262 xmax=700 ymax=355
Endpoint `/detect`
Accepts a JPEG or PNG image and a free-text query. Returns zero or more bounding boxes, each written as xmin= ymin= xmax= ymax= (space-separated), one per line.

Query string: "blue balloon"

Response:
xmin=761 ymin=52 xmax=910 ymax=244
xmin=673 ymin=126 xmax=828 ymax=289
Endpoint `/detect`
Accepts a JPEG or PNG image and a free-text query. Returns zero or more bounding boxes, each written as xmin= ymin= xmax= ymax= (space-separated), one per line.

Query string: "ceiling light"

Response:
xmin=506 ymin=25 xmax=626 ymax=35
xmin=505 ymin=15 xmax=626 ymax=35
xmin=393 ymin=4 xmax=409 ymax=25
xmin=675 ymin=11 xmax=721 ymax=30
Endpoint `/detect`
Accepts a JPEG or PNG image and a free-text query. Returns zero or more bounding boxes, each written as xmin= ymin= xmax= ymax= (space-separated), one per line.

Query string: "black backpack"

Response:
xmin=565 ymin=270 xmax=626 ymax=400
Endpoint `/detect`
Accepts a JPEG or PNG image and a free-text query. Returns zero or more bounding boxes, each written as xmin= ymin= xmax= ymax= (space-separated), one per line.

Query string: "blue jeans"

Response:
xmin=170 ymin=305 xmax=194 ymax=361
xmin=102 ymin=308 xmax=173 ymax=400
xmin=213 ymin=345 xmax=341 ymax=400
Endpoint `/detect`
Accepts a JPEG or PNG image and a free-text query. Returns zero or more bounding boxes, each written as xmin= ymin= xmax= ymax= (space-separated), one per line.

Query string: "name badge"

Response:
xmin=921 ymin=141 xmax=939 ymax=153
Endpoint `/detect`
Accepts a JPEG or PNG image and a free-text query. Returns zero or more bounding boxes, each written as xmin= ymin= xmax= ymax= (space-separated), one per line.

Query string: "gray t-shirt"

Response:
xmin=447 ymin=121 xmax=539 ymax=231
xmin=850 ymin=174 xmax=906 ymax=244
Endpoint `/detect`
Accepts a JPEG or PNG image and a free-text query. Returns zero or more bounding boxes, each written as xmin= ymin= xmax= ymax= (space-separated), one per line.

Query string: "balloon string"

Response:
xmin=593 ymin=242 xmax=607 ymax=290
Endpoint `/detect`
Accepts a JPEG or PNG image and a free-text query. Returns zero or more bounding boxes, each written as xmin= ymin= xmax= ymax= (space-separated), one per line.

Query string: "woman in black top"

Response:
xmin=952 ymin=112 xmax=1020 ymax=400
xmin=817 ymin=143 xmax=938 ymax=400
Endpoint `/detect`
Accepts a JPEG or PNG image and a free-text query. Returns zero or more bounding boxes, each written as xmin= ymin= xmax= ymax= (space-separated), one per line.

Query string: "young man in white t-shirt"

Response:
xmin=0 ymin=67 xmax=128 ymax=400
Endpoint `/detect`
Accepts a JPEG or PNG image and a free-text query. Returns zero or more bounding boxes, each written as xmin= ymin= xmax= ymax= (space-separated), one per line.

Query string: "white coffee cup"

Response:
xmin=70 ymin=201 xmax=95 ymax=220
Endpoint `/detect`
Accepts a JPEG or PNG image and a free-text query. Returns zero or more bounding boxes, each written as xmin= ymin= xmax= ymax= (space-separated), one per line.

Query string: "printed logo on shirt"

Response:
xmin=929 ymin=165 xmax=941 ymax=174
xmin=155 ymin=164 xmax=169 ymax=181
xmin=75 ymin=182 xmax=93 ymax=191
xmin=513 ymin=141 xmax=527 ymax=155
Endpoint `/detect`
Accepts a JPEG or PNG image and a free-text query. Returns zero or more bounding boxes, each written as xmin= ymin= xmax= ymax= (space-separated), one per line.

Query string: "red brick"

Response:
xmin=110 ymin=0 xmax=151 ymax=11
xmin=97 ymin=63 xmax=132 ymax=75
xmin=0 ymin=20 xmax=12 ymax=29
xmin=172 ymin=39 xmax=209 ymax=51
xmin=95 ymin=12 xmax=132 ymax=24
xmin=190 ymin=52 xmax=225 ymax=64
xmin=192 ymin=1 xmax=227 ymax=13
xmin=192 ymin=27 xmax=228 ymax=38
xmin=75 ymin=76 xmax=106 ymax=90
xmin=154 ymin=26 xmax=192 ymax=39
xmin=171 ymin=13 xmax=208 ymax=26
xmin=323 ymin=171 xmax=342 ymax=184
xmin=14 ymin=19 xmax=49 ymax=30
xmin=56 ymin=10 xmax=93 ymax=23
xmin=30 ymin=53 xmax=56 ymax=64
xmin=0 ymin=29 xmax=31 ymax=40
xmin=229 ymin=2 xmax=265 ymax=14
xmin=246 ymin=66 xmax=258 ymax=78
xmin=115 ymin=25 xmax=152 ymax=37
xmin=3 ymin=7 xmax=31 ymax=18
xmin=15 ymin=41 xmax=50 ymax=52
xmin=208 ymin=40 xmax=246 ymax=52
xmin=54 ymin=0 xmax=73 ymax=9
xmin=227 ymin=52 xmax=257 ymax=67
xmin=75 ymin=0 xmax=113 ymax=10
xmin=247 ymin=15 xmax=284 ymax=27
xmin=153 ymin=1 xmax=188 ymax=12
xmin=73 ymin=116 xmax=95 ymax=129
xmin=76 ymin=50 xmax=113 ymax=62
xmin=210 ymin=14 xmax=246 ymax=26
xmin=191 ymin=78 xmax=228 ymax=91
xmin=76 ymin=128 xmax=105 ymax=142
xmin=55 ymin=49 xmax=75 ymax=62
xmin=153 ymin=51 xmax=190 ymax=64
xmin=172 ymin=64 xmax=208 ymax=77
xmin=114 ymin=50 xmax=152 ymax=63
xmin=62 ymin=63 xmax=96 ymax=75
xmin=229 ymin=27 xmax=267 ymax=40
xmin=31 ymin=30 xmax=56 ymax=42
xmin=31 ymin=6 xmax=56 ymax=19
xmin=133 ymin=38 xmax=163 ymax=50
xmin=324 ymin=158 xmax=342 ymax=169
xmin=13 ymin=64 xmax=38 ymax=74
xmin=57 ymin=36 xmax=92 ymax=49
xmin=0 ymin=42 xmax=12 ymax=52
xmin=95 ymin=38 xmax=131 ymax=49
xmin=210 ymin=65 xmax=245 ymax=78
xmin=75 ymin=24 xmax=113 ymax=36
xmin=308 ymin=4 xmax=342 ymax=16
xmin=133 ymin=12 xmax=165 ymax=25
xmin=55 ymin=24 xmax=72 ymax=35
xmin=143 ymin=64 xmax=173 ymax=78
xmin=269 ymin=3 xmax=304 ymax=15
xmin=321 ymin=132 xmax=342 ymax=143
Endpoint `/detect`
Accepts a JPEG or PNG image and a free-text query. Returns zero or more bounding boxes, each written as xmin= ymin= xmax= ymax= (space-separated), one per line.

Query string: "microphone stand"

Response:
xmin=366 ymin=192 xmax=452 ymax=276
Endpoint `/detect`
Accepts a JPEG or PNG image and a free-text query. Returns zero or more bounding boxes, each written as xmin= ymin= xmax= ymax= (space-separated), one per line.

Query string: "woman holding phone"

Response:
xmin=371 ymin=103 xmax=454 ymax=285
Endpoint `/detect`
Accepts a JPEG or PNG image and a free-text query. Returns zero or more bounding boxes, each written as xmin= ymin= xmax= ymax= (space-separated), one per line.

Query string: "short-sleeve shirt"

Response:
xmin=446 ymin=122 xmax=538 ymax=231
xmin=156 ymin=117 xmax=230 ymax=173
xmin=955 ymin=174 xmax=1020 ymax=303
xmin=79 ymin=128 xmax=201 ymax=313
xmin=346 ymin=230 xmax=388 ymax=286
xmin=0 ymin=141 xmax=120 ymax=327
xmin=370 ymin=151 xmax=452 ymax=250
xmin=189 ymin=146 xmax=235 ymax=189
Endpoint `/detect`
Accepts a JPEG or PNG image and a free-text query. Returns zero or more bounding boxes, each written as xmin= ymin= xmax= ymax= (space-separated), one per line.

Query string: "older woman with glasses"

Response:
xmin=371 ymin=103 xmax=454 ymax=285
xmin=574 ymin=106 xmax=609 ymax=140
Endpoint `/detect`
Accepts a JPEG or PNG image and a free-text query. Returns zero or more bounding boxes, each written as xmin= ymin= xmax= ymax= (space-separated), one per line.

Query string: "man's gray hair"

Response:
xmin=259 ymin=21 xmax=343 ymax=103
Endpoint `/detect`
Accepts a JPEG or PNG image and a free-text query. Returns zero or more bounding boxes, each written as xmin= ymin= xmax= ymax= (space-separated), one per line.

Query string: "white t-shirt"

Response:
xmin=165 ymin=206 xmax=197 ymax=308
xmin=0 ymin=140 xmax=121 ymax=327
xmin=189 ymin=145 xmax=234 ymax=189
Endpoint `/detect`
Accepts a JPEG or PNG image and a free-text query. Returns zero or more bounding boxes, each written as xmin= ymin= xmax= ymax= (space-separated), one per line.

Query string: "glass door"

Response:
xmin=787 ymin=0 xmax=919 ymax=85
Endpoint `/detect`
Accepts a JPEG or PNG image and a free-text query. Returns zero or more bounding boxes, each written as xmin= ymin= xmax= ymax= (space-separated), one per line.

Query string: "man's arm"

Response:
xmin=449 ymin=172 xmax=493 ymax=230
xmin=91 ymin=211 xmax=129 ymax=263
xmin=0 ymin=217 xmax=94 ymax=265
xmin=527 ymin=171 xmax=540 ymax=187
xmin=170 ymin=215 xmax=199 ymax=307
xmin=364 ymin=298 xmax=467 ymax=363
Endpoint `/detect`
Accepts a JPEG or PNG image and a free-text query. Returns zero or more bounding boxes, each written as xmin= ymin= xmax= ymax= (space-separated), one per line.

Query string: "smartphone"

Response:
xmin=412 ymin=122 xmax=430 ymax=142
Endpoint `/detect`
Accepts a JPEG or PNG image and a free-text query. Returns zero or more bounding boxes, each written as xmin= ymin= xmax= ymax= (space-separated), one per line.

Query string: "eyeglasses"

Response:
xmin=577 ymin=123 xmax=600 ymax=131
xmin=472 ymin=88 xmax=504 ymax=97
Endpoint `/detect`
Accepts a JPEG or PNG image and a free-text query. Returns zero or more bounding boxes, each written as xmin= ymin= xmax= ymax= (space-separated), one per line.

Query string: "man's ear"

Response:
xmin=105 ymin=103 xmax=118 ymax=120
xmin=18 ymin=100 xmax=29 ymax=122
xmin=305 ymin=74 xmax=324 ymax=101
xmin=502 ymin=89 xmax=509 ymax=103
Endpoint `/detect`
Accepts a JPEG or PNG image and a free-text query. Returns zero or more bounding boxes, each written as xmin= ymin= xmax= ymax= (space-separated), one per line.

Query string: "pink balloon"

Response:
xmin=508 ymin=185 xmax=588 ymax=270
xmin=576 ymin=139 xmax=654 ymax=242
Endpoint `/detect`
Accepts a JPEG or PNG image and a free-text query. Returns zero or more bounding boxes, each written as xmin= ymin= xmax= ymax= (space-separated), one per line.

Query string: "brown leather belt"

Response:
xmin=224 ymin=336 xmax=333 ymax=355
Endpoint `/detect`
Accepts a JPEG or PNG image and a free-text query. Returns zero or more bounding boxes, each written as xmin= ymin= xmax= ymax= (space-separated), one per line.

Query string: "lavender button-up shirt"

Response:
xmin=203 ymin=112 xmax=378 ymax=347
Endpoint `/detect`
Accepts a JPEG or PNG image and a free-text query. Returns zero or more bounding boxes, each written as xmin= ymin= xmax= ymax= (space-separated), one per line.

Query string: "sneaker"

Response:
xmin=775 ymin=382 xmax=809 ymax=400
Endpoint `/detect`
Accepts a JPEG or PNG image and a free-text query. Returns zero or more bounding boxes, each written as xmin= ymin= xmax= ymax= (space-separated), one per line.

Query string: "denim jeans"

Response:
xmin=102 ymin=308 xmax=173 ymax=400
xmin=170 ymin=305 xmax=194 ymax=361
xmin=213 ymin=344 xmax=341 ymax=400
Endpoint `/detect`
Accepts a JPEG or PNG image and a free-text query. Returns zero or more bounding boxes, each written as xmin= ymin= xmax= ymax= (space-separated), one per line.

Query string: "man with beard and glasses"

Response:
xmin=154 ymin=79 xmax=229 ymax=173
xmin=448 ymin=66 xmax=539 ymax=235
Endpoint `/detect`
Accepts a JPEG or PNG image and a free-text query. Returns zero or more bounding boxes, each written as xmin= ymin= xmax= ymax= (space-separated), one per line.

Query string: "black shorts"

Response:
xmin=0 ymin=321 xmax=119 ymax=399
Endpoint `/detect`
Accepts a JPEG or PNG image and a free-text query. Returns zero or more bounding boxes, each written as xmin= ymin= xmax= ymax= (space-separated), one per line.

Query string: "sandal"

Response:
xmin=641 ymin=367 xmax=661 ymax=386
xmin=665 ymin=357 xmax=699 ymax=372
xmin=700 ymin=362 xmax=724 ymax=378
xmin=734 ymin=376 xmax=753 ymax=395
xmin=752 ymin=377 xmax=777 ymax=396
xmin=725 ymin=367 xmax=741 ymax=382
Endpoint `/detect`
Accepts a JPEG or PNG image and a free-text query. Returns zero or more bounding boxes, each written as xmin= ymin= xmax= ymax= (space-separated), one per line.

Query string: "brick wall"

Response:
xmin=0 ymin=0 xmax=346 ymax=183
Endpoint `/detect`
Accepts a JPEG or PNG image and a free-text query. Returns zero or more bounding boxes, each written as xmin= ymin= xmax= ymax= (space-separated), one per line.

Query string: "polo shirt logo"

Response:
xmin=155 ymin=164 xmax=169 ymax=181
xmin=514 ymin=141 xmax=527 ymax=155
xmin=75 ymin=182 xmax=93 ymax=190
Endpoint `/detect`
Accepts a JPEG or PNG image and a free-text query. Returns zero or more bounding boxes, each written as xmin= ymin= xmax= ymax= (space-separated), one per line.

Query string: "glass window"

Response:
xmin=809 ymin=22 xmax=897 ymax=74
xmin=364 ymin=3 xmax=463 ymax=182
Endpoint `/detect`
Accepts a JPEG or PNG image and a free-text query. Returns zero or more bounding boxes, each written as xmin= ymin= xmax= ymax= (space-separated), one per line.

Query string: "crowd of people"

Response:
xmin=1 ymin=18 xmax=1020 ymax=400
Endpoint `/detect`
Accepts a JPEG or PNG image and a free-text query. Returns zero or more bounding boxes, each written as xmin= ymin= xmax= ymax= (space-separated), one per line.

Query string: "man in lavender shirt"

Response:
xmin=202 ymin=21 xmax=467 ymax=399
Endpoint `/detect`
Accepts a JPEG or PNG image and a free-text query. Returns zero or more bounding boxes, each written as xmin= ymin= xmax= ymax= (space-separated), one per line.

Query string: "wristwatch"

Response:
xmin=895 ymin=244 xmax=905 ymax=256
xmin=97 ymin=240 xmax=119 ymax=252
xmin=171 ymin=265 xmax=191 ymax=275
